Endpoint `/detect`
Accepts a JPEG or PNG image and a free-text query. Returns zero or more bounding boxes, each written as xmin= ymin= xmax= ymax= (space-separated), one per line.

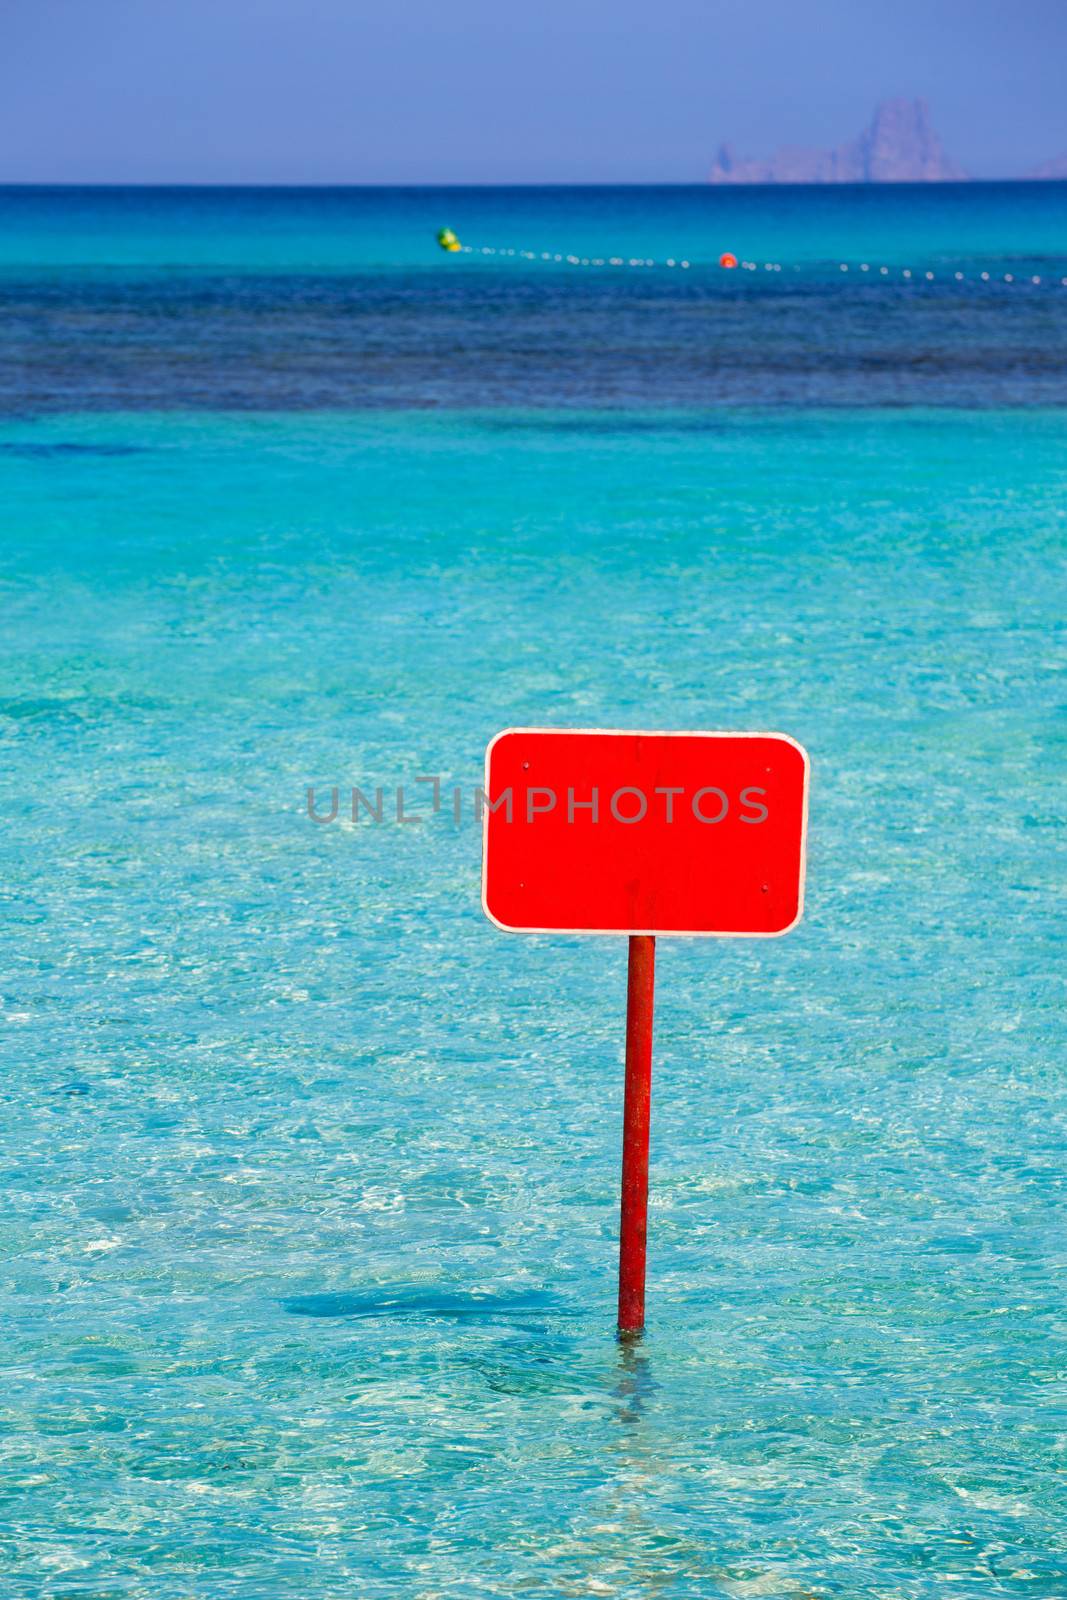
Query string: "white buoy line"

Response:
xmin=459 ymin=245 xmax=694 ymax=269
xmin=454 ymin=243 xmax=1067 ymax=288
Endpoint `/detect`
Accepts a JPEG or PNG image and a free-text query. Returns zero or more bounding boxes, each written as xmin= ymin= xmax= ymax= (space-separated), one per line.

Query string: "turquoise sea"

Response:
xmin=1 ymin=185 xmax=1065 ymax=1598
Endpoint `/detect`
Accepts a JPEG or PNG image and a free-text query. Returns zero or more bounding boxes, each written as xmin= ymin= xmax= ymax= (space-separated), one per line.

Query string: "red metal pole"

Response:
xmin=618 ymin=934 xmax=655 ymax=1336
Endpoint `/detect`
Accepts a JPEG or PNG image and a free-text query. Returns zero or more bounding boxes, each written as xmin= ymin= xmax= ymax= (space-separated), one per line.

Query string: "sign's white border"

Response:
xmin=481 ymin=727 xmax=810 ymax=938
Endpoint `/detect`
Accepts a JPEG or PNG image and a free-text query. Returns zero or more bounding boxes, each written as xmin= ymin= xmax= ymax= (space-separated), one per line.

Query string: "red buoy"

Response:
xmin=719 ymin=252 xmax=738 ymax=269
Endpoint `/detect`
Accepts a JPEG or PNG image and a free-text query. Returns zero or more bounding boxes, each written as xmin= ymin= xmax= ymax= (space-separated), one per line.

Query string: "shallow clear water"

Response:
xmin=1 ymin=189 xmax=1065 ymax=1598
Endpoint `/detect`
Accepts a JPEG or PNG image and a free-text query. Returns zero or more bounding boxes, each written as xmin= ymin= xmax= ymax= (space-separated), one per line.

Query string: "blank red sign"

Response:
xmin=482 ymin=728 xmax=809 ymax=936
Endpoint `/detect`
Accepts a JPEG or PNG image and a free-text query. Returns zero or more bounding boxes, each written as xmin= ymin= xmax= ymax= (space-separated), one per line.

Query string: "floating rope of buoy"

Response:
xmin=450 ymin=239 xmax=695 ymax=269
xmin=434 ymin=231 xmax=1067 ymax=288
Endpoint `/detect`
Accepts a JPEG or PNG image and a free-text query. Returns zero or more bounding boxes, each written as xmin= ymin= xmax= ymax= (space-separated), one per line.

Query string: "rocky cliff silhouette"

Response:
xmin=709 ymin=99 xmax=967 ymax=184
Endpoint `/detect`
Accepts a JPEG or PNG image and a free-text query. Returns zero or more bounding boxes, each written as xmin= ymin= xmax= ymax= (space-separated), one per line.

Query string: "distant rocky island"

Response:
xmin=1025 ymin=152 xmax=1067 ymax=180
xmin=709 ymin=98 xmax=967 ymax=184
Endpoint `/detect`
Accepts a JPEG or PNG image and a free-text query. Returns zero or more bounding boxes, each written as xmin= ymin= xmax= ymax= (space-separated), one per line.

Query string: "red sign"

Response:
xmin=482 ymin=728 xmax=809 ymax=937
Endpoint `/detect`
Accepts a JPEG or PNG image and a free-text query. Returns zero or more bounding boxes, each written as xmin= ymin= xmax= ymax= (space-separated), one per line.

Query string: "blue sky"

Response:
xmin=2 ymin=0 xmax=1063 ymax=183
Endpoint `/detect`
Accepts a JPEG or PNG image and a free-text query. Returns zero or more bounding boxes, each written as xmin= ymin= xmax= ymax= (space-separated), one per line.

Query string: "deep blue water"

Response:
xmin=2 ymin=182 xmax=1067 ymax=410
xmin=0 ymin=186 xmax=1065 ymax=1598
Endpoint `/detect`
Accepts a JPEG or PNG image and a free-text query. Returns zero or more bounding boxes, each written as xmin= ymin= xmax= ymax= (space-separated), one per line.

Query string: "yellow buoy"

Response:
xmin=436 ymin=228 xmax=461 ymax=253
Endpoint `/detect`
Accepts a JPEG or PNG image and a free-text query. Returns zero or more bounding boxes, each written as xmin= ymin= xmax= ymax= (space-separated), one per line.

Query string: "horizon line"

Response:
xmin=0 ymin=175 xmax=1061 ymax=191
